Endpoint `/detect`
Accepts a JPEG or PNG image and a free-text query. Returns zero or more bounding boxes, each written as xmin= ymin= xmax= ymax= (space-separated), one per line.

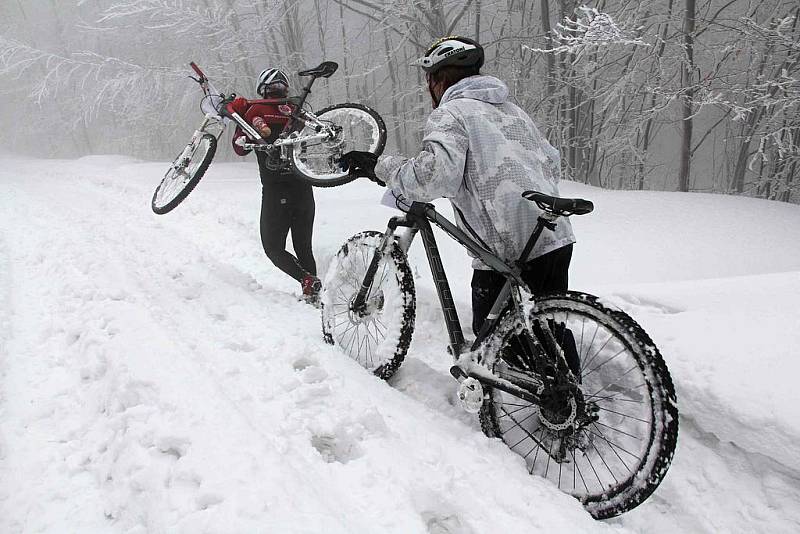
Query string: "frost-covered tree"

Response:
xmin=0 ymin=0 xmax=797 ymax=203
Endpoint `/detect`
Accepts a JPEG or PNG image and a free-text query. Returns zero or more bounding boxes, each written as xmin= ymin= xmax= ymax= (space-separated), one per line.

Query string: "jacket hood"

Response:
xmin=440 ymin=75 xmax=509 ymax=105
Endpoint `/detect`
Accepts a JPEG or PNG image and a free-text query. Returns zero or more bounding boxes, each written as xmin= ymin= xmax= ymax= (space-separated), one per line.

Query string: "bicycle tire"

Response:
xmin=478 ymin=291 xmax=678 ymax=519
xmin=152 ymin=133 xmax=217 ymax=214
xmin=321 ymin=231 xmax=415 ymax=379
xmin=290 ymin=103 xmax=386 ymax=188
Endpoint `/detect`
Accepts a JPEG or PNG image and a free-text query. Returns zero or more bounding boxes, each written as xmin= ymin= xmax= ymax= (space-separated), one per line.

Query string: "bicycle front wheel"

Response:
xmin=320 ymin=231 xmax=415 ymax=379
xmin=478 ymin=291 xmax=678 ymax=519
xmin=290 ymin=103 xmax=386 ymax=187
xmin=152 ymin=133 xmax=217 ymax=214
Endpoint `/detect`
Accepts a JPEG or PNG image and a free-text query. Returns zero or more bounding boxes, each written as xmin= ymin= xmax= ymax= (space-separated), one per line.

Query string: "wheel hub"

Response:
xmin=536 ymin=396 xmax=578 ymax=431
xmin=347 ymin=291 xmax=384 ymax=324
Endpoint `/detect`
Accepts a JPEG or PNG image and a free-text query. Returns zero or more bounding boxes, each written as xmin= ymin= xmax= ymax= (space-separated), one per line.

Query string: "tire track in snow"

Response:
xmin=3 ymin=168 xmax=614 ymax=533
xmin=79 ymin=163 xmax=800 ymax=533
xmin=2 ymin=175 xmax=379 ymax=533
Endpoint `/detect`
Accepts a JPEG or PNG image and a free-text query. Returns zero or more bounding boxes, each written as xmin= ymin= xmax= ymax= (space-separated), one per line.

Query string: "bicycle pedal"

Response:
xmin=457 ymin=377 xmax=484 ymax=414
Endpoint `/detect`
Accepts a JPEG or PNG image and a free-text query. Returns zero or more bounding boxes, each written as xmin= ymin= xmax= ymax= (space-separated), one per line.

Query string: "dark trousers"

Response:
xmin=471 ymin=244 xmax=573 ymax=336
xmin=471 ymin=244 xmax=579 ymax=377
xmin=260 ymin=182 xmax=316 ymax=282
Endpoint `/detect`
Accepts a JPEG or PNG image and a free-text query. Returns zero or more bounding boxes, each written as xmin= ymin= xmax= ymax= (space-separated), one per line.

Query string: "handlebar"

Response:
xmin=189 ymin=62 xmax=206 ymax=82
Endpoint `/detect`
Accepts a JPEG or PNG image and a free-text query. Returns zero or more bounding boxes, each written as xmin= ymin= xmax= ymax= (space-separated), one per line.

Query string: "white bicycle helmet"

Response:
xmin=256 ymin=68 xmax=290 ymax=97
xmin=411 ymin=36 xmax=484 ymax=73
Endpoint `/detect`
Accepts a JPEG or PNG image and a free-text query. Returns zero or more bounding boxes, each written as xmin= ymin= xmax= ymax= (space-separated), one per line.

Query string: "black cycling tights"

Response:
xmin=471 ymin=244 xmax=573 ymax=336
xmin=260 ymin=182 xmax=317 ymax=282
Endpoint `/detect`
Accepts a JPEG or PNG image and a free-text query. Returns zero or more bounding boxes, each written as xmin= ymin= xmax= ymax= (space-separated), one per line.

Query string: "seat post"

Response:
xmin=292 ymin=77 xmax=315 ymax=115
xmin=517 ymin=215 xmax=557 ymax=265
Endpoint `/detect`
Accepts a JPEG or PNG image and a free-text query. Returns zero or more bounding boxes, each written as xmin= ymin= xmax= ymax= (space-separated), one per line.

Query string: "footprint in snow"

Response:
xmin=413 ymin=491 xmax=477 ymax=534
xmin=310 ymin=433 xmax=363 ymax=464
xmin=292 ymin=356 xmax=317 ymax=371
xmin=309 ymin=411 xmax=387 ymax=464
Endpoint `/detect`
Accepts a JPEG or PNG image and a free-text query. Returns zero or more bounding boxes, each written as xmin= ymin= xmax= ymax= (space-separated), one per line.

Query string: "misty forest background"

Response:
xmin=0 ymin=0 xmax=798 ymax=203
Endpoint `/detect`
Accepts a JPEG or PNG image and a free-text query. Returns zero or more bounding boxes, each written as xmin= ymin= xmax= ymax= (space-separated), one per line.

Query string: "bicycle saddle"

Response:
xmin=522 ymin=191 xmax=594 ymax=216
xmin=298 ymin=61 xmax=339 ymax=78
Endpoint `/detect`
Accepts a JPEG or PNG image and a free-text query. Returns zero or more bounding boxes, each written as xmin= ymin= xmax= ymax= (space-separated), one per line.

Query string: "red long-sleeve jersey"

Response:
xmin=227 ymin=97 xmax=296 ymax=156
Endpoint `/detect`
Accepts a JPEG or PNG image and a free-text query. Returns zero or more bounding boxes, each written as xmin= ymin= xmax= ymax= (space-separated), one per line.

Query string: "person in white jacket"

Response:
xmin=342 ymin=36 xmax=575 ymax=335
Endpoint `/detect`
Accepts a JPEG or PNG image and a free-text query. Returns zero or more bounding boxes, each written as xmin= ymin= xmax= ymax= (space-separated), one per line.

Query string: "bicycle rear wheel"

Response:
xmin=290 ymin=103 xmax=386 ymax=187
xmin=152 ymin=133 xmax=216 ymax=214
xmin=478 ymin=291 xmax=678 ymax=518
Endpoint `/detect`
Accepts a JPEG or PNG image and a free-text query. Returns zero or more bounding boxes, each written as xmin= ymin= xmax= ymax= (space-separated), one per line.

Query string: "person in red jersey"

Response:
xmin=227 ymin=68 xmax=320 ymax=303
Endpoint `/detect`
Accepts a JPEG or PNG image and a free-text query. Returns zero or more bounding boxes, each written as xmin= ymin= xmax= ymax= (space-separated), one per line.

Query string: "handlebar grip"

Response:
xmin=189 ymin=62 xmax=206 ymax=80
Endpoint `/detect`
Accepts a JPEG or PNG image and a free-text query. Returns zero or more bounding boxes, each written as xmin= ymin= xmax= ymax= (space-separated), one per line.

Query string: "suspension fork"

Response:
xmin=351 ymin=216 xmax=408 ymax=315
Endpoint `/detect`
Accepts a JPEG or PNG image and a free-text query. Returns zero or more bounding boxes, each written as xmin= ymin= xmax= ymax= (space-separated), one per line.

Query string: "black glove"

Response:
xmin=341 ymin=151 xmax=385 ymax=186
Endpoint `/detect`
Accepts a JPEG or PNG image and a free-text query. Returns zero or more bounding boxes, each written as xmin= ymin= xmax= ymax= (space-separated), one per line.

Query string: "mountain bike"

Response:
xmin=320 ymin=190 xmax=678 ymax=519
xmin=151 ymin=61 xmax=386 ymax=214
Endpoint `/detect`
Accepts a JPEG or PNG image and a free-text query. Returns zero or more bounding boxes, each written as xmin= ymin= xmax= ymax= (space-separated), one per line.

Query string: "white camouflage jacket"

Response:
xmin=375 ymin=75 xmax=575 ymax=269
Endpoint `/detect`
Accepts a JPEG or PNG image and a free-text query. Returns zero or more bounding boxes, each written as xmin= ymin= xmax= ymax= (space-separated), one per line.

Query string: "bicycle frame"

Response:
xmin=351 ymin=200 xmax=569 ymax=405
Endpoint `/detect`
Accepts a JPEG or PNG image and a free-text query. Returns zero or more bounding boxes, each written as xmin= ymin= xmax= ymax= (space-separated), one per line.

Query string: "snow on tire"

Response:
xmin=321 ymin=231 xmax=415 ymax=379
xmin=479 ymin=291 xmax=678 ymax=519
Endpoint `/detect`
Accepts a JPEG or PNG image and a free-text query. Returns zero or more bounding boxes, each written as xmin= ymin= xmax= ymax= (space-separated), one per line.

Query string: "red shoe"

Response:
xmin=301 ymin=275 xmax=322 ymax=305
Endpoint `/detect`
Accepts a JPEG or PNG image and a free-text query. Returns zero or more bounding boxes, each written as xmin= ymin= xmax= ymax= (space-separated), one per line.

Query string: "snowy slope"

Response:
xmin=1 ymin=155 xmax=799 ymax=533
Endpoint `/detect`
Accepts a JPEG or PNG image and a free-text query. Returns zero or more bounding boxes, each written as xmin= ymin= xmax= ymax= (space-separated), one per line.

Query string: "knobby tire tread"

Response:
xmin=290 ymin=103 xmax=387 ymax=188
xmin=322 ymin=231 xmax=415 ymax=380
xmin=152 ymin=134 xmax=217 ymax=214
xmin=479 ymin=291 xmax=678 ymax=519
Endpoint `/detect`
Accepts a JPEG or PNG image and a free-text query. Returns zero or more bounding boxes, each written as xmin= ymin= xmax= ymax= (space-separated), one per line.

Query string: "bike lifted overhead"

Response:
xmin=151 ymin=61 xmax=386 ymax=215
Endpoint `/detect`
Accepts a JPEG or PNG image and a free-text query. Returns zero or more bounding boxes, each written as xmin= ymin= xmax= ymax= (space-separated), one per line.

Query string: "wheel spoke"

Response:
xmin=585 ymin=365 xmax=646 ymax=400
xmin=571 ymin=448 xmax=590 ymax=493
xmin=587 ymin=394 xmax=645 ymax=405
xmin=593 ymin=420 xmax=643 ymax=440
xmin=592 ymin=427 xmax=636 ymax=474
xmin=579 ymin=319 xmax=601 ymax=373
xmin=498 ymin=403 xmax=536 ymax=420
xmin=591 ymin=439 xmax=620 ymax=484
xmin=581 ymin=331 xmax=613 ymax=376
xmin=584 ymin=447 xmax=605 ymax=488
xmin=583 ymin=346 xmax=629 ymax=378
xmin=594 ymin=405 xmax=650 ymax=424
xmin=588 ymin=426 xmax=642 ymax=462
xmin=520 ymin=428 xmax=547 ymax=461
xmin=501 ymin=407 xmax=541 ymax=448
xmin=543 ymin=438 xmax=554 ymax=478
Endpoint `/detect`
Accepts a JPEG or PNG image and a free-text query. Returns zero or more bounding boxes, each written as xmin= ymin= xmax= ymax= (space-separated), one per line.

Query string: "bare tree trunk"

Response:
xmin=313 ymin=0 xmax=333 ymax=103
xmin=219 ymin=0 xmax=256 ymax=79
xmin=678 ymin=0 xmax=696 ymax=192
xmin=475 ymin=0 xmax=481 ymax=40
xmin=638 ymin=0 xmax=674 ymax=190
xmin=337 ymin=1 xmax=352 ymax=101
xmin=281 ymin=0 xmax=306 ymax=73
xmin=539 ymin=0 xmax=556 ymax=140
xmin=383 ymin=32 xmax=401 ymax=152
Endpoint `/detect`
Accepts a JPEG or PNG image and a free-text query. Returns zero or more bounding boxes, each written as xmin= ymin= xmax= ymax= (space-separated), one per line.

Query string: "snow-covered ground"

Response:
xmin=1 ymin=155 xmax=798 ymax=533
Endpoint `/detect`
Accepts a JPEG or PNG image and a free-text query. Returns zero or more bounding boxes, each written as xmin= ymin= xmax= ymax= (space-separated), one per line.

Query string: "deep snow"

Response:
xmin=1 ymin=155 xmax=798 ymax=533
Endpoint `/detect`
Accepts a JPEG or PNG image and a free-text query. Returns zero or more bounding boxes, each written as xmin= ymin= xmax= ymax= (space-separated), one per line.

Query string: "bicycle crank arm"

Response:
xmin=450 ymin=360 xmax=543 ymax=405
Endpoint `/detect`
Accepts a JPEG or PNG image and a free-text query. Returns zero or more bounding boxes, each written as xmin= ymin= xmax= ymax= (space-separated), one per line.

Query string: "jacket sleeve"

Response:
xmin=227 ymin=97 xmax=249 ymax=117
xmin=375 ymin=107 xmax=468 ymax=202
xmin=228 ymin=97 xmax=252 ymax=156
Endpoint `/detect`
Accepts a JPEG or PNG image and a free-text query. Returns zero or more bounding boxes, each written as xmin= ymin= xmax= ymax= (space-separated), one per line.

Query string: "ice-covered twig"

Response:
xmin=524 ymin=6 xmax=649 ymax=55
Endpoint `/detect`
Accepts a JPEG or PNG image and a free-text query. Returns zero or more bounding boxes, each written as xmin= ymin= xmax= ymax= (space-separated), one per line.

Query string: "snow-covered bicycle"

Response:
xmin=320 ymin=191 xmax=678 ymax=519
xmin=151 ymin=61 xmax=386 ymax=214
